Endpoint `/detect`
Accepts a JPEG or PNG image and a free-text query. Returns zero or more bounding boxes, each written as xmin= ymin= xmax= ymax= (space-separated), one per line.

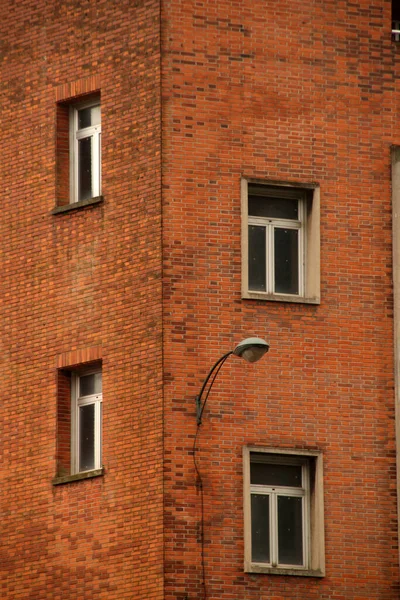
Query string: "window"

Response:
xmin=70 ymin=101 xmax=101 ymax=203
xmin=71 ymin=369 xmax=102 ymax=474
xmin=243 ymin=447 xmax=325 ymax=577
xmin=393 ymin=1 xmax=400 ymax=41
xmin=241 ymin=180 xmax=320 ymax=304
xmin=55 ymin=93 xmax=102 ymax=211
xmin=54 ymin=362 xmax=103 ymax=484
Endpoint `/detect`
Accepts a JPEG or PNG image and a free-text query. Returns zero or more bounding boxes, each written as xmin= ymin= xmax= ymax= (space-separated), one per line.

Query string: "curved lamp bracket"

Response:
xmin=195 ymin=337 xmax=269 ymax=425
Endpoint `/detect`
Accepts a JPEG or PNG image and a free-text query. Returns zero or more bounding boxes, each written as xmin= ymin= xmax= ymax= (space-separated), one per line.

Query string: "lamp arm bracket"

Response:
xmin=196 ymin=351 xmax=232 ymax=426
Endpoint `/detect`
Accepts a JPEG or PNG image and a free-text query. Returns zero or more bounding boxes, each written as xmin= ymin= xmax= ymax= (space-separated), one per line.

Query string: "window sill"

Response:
xmin=51 ymin=195 xmax=104 ymax=215
xmin=242 ymin=291 xmax=320 ymax=305
xmin=246 ymin=565 xmax=324 ymax=578
xmin=52 ymin=467 xmax=104 ymax=486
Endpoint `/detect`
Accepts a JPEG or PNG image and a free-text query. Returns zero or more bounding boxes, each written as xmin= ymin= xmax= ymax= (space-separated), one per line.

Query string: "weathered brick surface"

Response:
xmin=0 ymin=1 xmax=163 ymax=598
xmin=1 ymin=0 xmax=400 ymax=598
xmin=162 ymin=0 xmax=400 ymax=598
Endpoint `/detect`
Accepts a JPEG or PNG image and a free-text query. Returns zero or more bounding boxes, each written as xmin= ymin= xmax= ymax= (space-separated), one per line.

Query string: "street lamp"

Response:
xmin=195 ymin=337 xmax=270 ymax=426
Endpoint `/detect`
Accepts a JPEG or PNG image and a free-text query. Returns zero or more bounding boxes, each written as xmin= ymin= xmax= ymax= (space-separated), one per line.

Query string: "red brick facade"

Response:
xmin=1 ymin=0 xmax=400 ymax=598
xmin=0 ymin=1 xmax=163 ymax=598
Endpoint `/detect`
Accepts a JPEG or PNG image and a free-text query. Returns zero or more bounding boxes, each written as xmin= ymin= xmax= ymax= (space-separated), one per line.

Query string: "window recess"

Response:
xmin=241 ymin=180 xmax=320 ymax=304
xmin=55 ymin=94 xmax=102 ymax=209
xmin=55 ymin=363 xmax=103 ymax=483
xmin=72 ymin=369 xmax=102 ymax=474
xmin=243 ymin=447 xmax=325 ymax=577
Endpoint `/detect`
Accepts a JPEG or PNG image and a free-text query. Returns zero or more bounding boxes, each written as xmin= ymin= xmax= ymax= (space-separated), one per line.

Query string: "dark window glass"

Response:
xmin=274 ymin=228 xmax=299 ymax=294
xmin=78 ymin=107 xmax=93 ymax=129
xmin=78 ymin=136 xmax=93 ymax=201
xmin=80 ymin=373 xmax=102 ymax=397
xmin=248 ymin=225 xmax=266 ymax=291
xmin=278 ymin=496 xmax=303 ymax=565
xmin=79 ymin=404 xmax=95 ymax=471
xmin=78 ymin=105 xmax=100 ymax=129
xmin=250 ymin=461 xmax=302 ymax=487
xmin=251 ymin=494 xmax=270 ymax=563
xmin=393 ymin=1 xmax=400 ymax=22
xmin=249 ymin=196 xmax=298 ymax=220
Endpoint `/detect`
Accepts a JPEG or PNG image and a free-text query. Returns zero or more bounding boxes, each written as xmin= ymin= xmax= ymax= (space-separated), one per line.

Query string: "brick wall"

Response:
xmin=0 ymin=0 xmax=163 ymax=598
xmin=162 ymin=0 xmax=400 ymax=598
xmin=2 ymin=0 xmax=400 ymax=598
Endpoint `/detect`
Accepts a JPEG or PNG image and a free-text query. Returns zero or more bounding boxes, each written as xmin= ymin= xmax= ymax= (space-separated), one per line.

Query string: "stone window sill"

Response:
xmin=246 ymin=565 xmax=324 ymax=577
xmin=52 ymin=467 xmax=104 ymax=486
xmin=51 ymin=196 xmax=104 ymax=215
xmin=243 ymin=292 xmax=320 ymax=305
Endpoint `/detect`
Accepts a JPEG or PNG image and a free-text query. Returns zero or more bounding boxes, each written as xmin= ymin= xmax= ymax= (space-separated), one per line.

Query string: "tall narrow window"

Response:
xmin=72 ymin=369 xmax=102 ymax=474
xmin=71 ymin=101 xmax=101 ymax=203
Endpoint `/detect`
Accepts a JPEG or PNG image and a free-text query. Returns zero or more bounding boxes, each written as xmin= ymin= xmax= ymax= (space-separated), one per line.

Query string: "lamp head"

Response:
xmin=232 ymin=337 xmax=270 ymax=363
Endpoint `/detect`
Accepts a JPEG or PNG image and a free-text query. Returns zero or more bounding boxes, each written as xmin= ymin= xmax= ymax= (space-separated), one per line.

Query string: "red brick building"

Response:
xmin=1 ymin=0 xmax=400 ymax=598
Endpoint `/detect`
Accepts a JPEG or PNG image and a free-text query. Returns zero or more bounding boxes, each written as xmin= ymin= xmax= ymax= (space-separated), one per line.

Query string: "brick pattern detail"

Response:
xmin=1 ymin=0 xmax=400 ymax=599
xmin=56 ymin=369 xmax=72 ymax=476
xmin=56 ymin=102 xmax=70 ymax=206
xmin=56 ymin=347 xmax=103 ymax=370
xmin=55 ymin=76 xmax=101 ymax=103
xmin=161 ymin=1 xmax=400 ymax=599
xmin=0 ymin=1 xmax=163 ymax=598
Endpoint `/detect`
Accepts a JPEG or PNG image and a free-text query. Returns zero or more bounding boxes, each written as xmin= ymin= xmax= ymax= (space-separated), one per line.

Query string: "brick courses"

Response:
xmin=162 ymin=0 xmax=400 ymax=598
xmin=0 ymin=1 xmax=163 ymax=598
xmin=0 ymin=0 xmax=399 ymax=598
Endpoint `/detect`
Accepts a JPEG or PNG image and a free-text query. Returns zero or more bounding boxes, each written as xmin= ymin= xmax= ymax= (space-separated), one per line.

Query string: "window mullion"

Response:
xmin=94 ymin=399 xmax=101 ymax=469
xmin=267 ymin=223 xmax=273 ymax=294
xmin=270 ymin=492 xmax=278 ymax=567
xmin=71 ymin=374 xmax=78 ymax=474
xmin=71 ymin=107 xmax=79 ymax=204
xmin=302 ymin=464 xmax=309 ymax=568
xmin=92 ymin=132 xmax=100 ymax=198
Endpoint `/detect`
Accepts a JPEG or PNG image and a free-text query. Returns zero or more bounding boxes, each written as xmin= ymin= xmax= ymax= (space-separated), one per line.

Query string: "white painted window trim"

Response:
xmin=249 ymin=454 xmax=309 ymax=569
xmin=71 ymin=369 xmax=102 ymax=475
xmin=241 ymin=179 xmax=320 ymax=304
xmin=69 ymin=99 xmax=101 ymax=204
xmin=243 ymin=446 xmax=325 ymax=577
xmin=248 ymin=201 xmax=305 ymax=297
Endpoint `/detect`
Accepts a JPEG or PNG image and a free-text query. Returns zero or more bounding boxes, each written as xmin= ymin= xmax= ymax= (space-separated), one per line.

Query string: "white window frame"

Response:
xmin=241 ymin=179 xmax=320 ymax=304
xmin=71 ymin=369 xmax=102 ymax=475
xmin=243 ymin=447 xmax=325 ymax=577
xmin=70 ymin=99 xmax=101 ymax=204
xmin=248 ymin=192 xmax=306 ymax=297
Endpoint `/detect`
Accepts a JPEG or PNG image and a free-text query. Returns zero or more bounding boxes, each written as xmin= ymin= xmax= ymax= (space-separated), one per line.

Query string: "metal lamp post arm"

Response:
xmin=195 ymin=351 xmax=233 ymax=426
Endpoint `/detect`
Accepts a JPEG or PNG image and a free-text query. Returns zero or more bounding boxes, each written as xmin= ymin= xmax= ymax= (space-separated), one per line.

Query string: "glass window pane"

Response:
xmin=78 ymin=105 xmax=101 ymax=129
xmin=78 ymin=136 xmax=93 ymax=201
xmin=78 ymin=107 xmax=92 ymax=129
xmin=250 ymin=461 xmax=302 ymax=487
xmin=80 ymin=373 xmax=102 ymax=397
xmin=248 ymin=225 xmax=266 ymax=291
xmin=251 ymin=494 xmax=270 ymax=563
xmin=278 ymin=496 xmax=304 ymax=565
xmin=79 ymin=404 xmax=95 ymax=471
xmin=249 ymin=196 xmax=298 ymax=220
xmin=274 ymin=228 xmax=299 ymax=295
